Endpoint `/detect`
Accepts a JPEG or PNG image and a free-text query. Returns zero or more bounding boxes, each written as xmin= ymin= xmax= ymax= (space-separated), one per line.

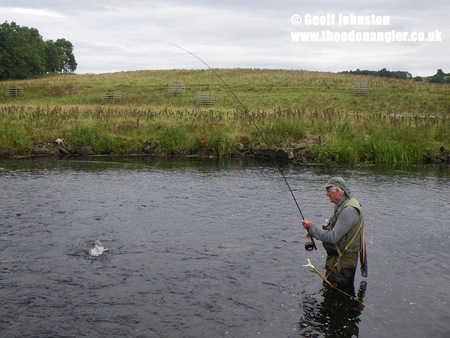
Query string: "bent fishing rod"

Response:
xmin=171 ymin=44 xmax=316 ymax=251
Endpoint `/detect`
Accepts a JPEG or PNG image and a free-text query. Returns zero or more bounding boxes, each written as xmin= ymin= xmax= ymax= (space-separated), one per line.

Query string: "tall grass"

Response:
xmin=0 ymin=104 xmax=447 ymax=163
xmin=157 ymin=124 xmax=196 ymax=155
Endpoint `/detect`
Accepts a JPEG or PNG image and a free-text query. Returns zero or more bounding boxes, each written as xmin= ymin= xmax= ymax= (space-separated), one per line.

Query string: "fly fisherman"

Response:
xmin=302 ymin=177 xmax=367 ymax=289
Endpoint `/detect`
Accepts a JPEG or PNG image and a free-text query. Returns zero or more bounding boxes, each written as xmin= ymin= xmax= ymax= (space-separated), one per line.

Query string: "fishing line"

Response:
xmin=168 ymin=45 xmax=376 ymax=304
xmin=170 ymin=44 xmax=306 ymax=216
xmin=171 ymin=43 xmax=316 ymax=250
xmin=171 ymin=46 xmax=374 ymax=306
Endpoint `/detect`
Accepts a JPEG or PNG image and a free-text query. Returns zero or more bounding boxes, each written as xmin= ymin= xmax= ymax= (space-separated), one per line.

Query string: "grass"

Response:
xmin=0 ymin=69 xmax=449 ymax=164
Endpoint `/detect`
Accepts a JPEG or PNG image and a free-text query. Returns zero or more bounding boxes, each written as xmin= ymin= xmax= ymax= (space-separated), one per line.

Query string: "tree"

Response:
xmin=45 ymin=40 xmax=60 ymax=73
xmin=0 ymin=21 xmax=46 ymax=79
xmin=55 ymin=39 xmax=77 ymax=73
xmin=429 ymin=69 xmax=445 ymax=83
xmin=45 ymin=38 xmax=77 ymax=73
xmin=0 ymin=21 xmax=77 ymax=80
xmin=378 ymin=68 xmax=390 ymax=78
xmin=340 ymin=68 xmax=412 ymax=80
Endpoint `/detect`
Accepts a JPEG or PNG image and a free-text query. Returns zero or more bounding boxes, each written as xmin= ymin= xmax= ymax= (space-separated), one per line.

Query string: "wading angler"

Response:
xmin=302 ymin=177 xmax=367 ymax=290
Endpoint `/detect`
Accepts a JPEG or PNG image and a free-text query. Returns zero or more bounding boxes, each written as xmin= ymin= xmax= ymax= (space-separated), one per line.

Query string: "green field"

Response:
xmin=1 ymin=69 xmax=449 ymax=164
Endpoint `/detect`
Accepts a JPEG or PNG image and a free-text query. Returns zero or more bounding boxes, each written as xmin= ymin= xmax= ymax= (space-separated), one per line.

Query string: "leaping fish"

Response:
xmin=88 ymin=240 xmax=108 ymax=257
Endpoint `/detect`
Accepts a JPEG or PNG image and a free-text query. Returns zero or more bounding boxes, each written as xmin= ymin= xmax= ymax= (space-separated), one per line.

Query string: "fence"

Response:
xmin=101 ymin=91 xmax=121 ymax=103
xmin=5 ymin=86 xmax=23 ymax=97
xmin=168 ymin=83 xmax=185 ymax=96
xmin=353 ymin=82 xmax=370 ymax=95
xmin=195 ymin=91 xmax=215 ymax=106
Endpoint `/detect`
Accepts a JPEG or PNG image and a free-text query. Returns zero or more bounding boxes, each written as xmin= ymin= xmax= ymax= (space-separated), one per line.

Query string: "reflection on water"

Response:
xmin=298 ymin=282 xmax=367 ymax=338
xmin=1 ymin=156 xmax=449 ymax=337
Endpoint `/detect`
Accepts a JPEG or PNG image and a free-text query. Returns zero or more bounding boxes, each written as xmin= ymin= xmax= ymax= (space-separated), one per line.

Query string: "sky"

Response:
xmin=1 ymin=0 xmax=448 ymax=76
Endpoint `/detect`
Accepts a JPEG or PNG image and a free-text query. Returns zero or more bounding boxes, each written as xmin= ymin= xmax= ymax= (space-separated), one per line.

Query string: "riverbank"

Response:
xmin=1 ymin=70 xmax=449 ymax=165
xmin=24 ymin=136 xmax=450 ymax=165
xmin=1 ymin=105 xmax=448 ymax=165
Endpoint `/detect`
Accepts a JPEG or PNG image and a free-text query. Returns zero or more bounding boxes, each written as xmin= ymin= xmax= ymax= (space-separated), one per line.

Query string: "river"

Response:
xmin=1 ymin=157 xmax=449 ymax=338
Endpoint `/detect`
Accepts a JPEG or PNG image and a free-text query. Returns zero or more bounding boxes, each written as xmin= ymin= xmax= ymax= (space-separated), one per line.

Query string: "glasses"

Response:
xmin=326 ymin=187 xmax=335 ymax=193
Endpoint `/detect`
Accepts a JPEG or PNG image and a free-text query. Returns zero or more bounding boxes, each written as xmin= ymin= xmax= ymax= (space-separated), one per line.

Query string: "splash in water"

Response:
xmin=88 ymin=240 xmax=108 ymax=257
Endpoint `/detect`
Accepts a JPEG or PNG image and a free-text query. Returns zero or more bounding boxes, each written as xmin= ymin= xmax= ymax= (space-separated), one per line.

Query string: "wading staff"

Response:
xmin=171 ymin=44 xmax=316 ymax=251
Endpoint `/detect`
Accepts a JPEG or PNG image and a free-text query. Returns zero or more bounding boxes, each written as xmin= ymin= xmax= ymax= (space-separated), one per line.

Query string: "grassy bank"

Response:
xmin=1 ymin=69 xmax=449 ymax=164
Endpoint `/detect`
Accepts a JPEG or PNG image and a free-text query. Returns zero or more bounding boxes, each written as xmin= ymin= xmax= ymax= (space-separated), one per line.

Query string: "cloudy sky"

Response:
xmin=1 ymin=0 xmax=448 ymax=76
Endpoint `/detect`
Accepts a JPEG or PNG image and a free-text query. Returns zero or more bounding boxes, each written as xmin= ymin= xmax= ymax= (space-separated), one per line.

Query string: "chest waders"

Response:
xmin=323 ymin=198 xmax=367 ymax=286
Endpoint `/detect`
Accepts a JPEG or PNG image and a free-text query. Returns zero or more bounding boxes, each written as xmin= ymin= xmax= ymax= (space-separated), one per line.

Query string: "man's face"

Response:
xmin=326 ymin=186 xmax=342 ymax=204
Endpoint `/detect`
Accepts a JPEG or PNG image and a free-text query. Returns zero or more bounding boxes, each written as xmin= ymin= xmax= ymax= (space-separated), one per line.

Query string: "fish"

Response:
xmin=88 ymin=240 xmax=108 ymax=257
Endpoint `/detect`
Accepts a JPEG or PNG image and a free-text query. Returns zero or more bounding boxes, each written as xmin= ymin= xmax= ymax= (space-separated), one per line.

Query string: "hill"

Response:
xmin=1 ymin=68 xmax=449 ymax=115
xmin=0 ymin=69 xmax=449 ymax=164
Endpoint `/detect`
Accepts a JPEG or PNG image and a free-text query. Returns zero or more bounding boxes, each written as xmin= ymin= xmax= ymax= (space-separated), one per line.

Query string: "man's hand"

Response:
xmin=302 ymin=219 xmax=313 ymax=230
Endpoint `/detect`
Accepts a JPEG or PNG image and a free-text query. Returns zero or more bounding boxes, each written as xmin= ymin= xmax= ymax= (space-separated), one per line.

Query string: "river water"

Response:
xmin=1 ymin=157 xmax=449 ymax=338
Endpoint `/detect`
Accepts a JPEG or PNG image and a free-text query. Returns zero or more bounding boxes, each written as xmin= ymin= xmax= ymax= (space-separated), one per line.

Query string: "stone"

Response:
xmin=142 ymin=140 xmax=157 ymax=155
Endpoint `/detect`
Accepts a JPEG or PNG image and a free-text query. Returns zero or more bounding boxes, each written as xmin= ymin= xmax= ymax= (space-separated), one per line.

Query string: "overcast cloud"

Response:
xmin=1 ymin=0 xmax=448 ymax=76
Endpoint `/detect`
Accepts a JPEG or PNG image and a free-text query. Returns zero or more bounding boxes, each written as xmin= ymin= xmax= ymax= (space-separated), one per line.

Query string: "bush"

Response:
xmin=158 ymin=125 xmax=195 ymax=154
xmin=206 ymin=130 xmax=234 ymax=156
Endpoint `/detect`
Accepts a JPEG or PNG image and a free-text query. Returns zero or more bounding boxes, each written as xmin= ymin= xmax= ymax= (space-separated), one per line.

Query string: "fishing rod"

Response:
xmin=170 ymin=46 xmax=372 ymax=305
xmin=171 ymin=44 xmax=316 ymax=251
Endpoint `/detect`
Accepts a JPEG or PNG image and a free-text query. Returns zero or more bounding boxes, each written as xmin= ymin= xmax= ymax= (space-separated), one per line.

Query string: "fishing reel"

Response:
xmin=304 ymin=240 xmax=317 ymax=251
xmin=304 ymin=219 xmax=327 ymax=251
xmin=304 ymin=231 xmax=317 ymax=251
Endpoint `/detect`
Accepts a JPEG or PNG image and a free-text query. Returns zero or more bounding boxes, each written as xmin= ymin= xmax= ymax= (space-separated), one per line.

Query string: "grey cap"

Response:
xmin=323 ymin=177 xmax=351 ymax=196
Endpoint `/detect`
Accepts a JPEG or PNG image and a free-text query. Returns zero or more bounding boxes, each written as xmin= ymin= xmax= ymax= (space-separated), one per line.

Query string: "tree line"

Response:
xmin=340 ymin=68 xmax=412 ymax=80
xmin=341 ymin=68 xmax=450 ymax=83
xmin=0 ymin=21 xmax=77 ymax=80
xmin=421 ymin=69 xmax=450 ymax=84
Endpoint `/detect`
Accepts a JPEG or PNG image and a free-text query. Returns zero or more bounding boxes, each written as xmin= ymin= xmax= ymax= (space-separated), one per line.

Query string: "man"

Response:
xmin=302 ymin=177 xmax=367 ymax=289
